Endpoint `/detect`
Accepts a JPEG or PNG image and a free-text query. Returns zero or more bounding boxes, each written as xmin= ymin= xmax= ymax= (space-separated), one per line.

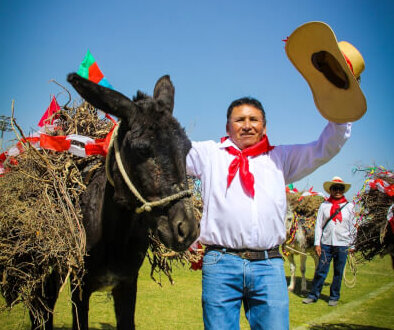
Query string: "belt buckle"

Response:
xmin=241 ymin=252 xmax=251 ymax=259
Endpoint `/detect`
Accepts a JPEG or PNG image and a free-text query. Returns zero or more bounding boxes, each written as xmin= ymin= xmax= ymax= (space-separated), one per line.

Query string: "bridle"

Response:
xmin=105 ymin=122 xmax=192 ymax=214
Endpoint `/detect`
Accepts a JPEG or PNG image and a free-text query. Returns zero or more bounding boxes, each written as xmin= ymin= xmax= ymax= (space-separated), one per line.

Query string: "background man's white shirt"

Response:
xmin=314 ymin=201 xmax=356 ymax=247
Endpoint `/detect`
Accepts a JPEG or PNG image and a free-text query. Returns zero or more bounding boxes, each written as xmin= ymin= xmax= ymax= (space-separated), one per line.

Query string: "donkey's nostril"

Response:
xmin=177 ymin=221 xmax=185 ymax=239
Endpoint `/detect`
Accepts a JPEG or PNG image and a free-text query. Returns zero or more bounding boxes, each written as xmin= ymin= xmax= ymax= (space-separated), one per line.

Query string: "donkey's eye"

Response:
xmin=137 ymin=147 xmax=151 ymax=158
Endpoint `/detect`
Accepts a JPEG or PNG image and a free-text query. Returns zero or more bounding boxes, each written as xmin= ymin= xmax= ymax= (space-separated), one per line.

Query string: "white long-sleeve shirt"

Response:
xmin=314 ymin=201 xmax=356 ymax=247
xmin=186 ymin=122 xmax=351 ymax=250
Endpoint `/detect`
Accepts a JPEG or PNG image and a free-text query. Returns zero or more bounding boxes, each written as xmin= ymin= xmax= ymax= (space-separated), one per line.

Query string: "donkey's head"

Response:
xmin=285 ymin=203 xmax=295 ymax=235
xmin=67 ymin=73 xmax=199 ymax=251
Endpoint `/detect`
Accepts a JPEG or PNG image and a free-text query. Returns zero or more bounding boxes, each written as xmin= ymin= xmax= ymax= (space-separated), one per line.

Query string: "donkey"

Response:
xmin=29 ymin=73 xmax=199 ymax=329
xmin=283 ymin=209 xmax=319 ymax=293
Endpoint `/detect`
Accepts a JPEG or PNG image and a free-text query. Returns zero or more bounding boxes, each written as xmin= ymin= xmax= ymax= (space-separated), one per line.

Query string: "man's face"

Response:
xmin=226 ymin=104 xmax=266 ymax=150
xmin=330 ymin=184 xmax=345 ymax=199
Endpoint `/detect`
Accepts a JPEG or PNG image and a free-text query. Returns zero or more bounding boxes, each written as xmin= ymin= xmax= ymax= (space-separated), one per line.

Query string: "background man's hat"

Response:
xmin=285 ymin=21 xmax=366 ymax=123
xmin=323 ymin=176 xmax=351 ymax=194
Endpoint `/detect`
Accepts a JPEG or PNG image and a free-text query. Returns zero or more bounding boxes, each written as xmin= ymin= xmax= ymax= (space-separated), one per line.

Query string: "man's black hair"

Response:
xmin=226 ymin=97 xmax=266 ymax=125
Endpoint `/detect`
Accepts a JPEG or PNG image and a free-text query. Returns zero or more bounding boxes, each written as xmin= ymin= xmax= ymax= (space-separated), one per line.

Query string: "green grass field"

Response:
xmin=1 ymin=255 xmax=393 ymax=329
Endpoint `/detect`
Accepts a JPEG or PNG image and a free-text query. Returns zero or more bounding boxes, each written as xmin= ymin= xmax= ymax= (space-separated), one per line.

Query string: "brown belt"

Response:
xmin=205 ymin=245 xmax=282 ymax=260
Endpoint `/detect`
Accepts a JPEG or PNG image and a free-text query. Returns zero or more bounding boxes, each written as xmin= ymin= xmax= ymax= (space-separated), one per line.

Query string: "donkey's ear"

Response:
xmin=153 ymin=75 xmax=175 ymax=114
xmin=67 ymin=73 xmax=136 ymax=120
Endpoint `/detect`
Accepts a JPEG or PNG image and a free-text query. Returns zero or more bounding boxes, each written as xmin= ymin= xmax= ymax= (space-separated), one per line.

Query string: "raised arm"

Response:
xmin=280 ymin=122 xmax=351 ymax=184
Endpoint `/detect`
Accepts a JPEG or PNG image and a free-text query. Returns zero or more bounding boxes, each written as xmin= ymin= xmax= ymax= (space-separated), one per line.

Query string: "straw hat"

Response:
xmin=285 ymin=21 xmax=366 ymax=123
xmin=323 ymin=176 xmax=351 ymax=194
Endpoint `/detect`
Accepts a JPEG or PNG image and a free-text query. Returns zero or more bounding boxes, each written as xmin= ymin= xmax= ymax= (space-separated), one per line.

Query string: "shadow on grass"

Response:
xmin=286 ymin=276 xmax=331 ymax=301
xmin=308 ymin=323 xmax=392 ymax=330
xmin=54 ymin=325 xmax=115 ymax=330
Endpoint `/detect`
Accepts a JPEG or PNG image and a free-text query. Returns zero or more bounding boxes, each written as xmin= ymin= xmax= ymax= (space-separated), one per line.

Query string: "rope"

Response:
xmin=283 ymin=245 xmax=310 ymax=257
xmin=106 ymin=121 xmax=192 ymax=214
xmin=135 ymin=190 xmax=193 ymax=214
xmin=287 ymin=213 xmax=299 ymax=245
xmin=282 ymin=212 xmax=298 ymax=256
xmin=343 ymin=253 xmax=357 ymax=288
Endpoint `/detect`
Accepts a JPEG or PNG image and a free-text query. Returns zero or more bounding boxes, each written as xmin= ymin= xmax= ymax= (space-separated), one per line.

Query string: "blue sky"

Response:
xmin=1 ymin=0 xmax=393 ymax=198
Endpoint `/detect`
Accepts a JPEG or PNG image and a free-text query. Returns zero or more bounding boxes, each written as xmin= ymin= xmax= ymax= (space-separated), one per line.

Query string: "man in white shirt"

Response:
xmin=303 ymin=177 xmax=355 ymax=307
xmin=186 ymin=98 xmax=351 ymax=329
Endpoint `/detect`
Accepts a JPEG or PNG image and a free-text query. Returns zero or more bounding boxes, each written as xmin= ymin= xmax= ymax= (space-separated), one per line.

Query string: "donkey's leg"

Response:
xmin=71 ymin=279 xmax=91 ymax=330
xmin=113 ymin=277 xmax=138 ymax=330
xmin=287 ymin=254 xmax=296 ymax=291
xmin=29 ymin=271 xmax=61 ymax=330
xmin=300 ymin=254 xmax=308 ymax=292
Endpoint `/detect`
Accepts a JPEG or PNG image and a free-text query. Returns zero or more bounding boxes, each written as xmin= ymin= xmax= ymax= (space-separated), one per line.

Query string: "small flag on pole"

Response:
xmin=286 ymin=183 xmax=299 ymax=194
xmin=38 ymin=96 xmax=61 ymax=127
xmin=77 ymin=50 xmax=113 ymax=89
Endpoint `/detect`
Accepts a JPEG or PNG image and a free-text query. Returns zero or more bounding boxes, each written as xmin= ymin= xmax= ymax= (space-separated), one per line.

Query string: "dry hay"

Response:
xmin=285 ymin=193 xmax=324 ymax=248
xmin=0 ymin=101 xmax=110 ymax=319
xmin=287 ymin=192 xmax=325 ymax=218
xmin=147 ymin=177 xmax=203 ymax=285
xmin=353 ymin=168 xmax=394 ymax=263
xmin=0 ymin=99 xmax=202 ymax=319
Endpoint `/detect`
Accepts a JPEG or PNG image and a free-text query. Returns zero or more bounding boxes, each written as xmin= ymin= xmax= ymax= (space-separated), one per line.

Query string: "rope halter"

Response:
xmin=105 ymin=122 xmax=192 ymax=214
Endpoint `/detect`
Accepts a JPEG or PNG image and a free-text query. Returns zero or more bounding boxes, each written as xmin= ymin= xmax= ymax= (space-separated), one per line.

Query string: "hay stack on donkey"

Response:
xmin=353 ymin=168 xmax=394 ymax=268
xmin=3 ymin=73 xmax=200 ymax=330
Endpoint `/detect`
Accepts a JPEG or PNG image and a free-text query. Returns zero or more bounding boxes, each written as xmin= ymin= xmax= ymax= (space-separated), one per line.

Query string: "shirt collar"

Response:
xmin=219 ymin=137 xmax=240 ymax=150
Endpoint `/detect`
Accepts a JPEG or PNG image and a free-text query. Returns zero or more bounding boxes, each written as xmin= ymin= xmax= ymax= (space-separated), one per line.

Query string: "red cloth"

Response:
xmin=389 ymin=216 xmax=394 ymax=234
xmin=224 ymin=135 xmax=274 ymax=198
xmin=188 ymin=242 xmax=204 ymax=271
xmin=327 ymin=196 xmax=348 ymax=223
xmin=39 ymin=134 xmax=71 ymax=152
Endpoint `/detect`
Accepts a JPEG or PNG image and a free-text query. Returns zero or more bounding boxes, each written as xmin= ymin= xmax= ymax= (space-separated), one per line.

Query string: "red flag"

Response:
xmin=38 ymin=96 xmax=61 ymax=127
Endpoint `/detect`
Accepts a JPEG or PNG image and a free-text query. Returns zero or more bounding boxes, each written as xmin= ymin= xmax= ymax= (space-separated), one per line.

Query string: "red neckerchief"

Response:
xmin=327 ymin=196 xmax=348 ymax=223
xmin=222 ymin=135 xmax=274 ymax=198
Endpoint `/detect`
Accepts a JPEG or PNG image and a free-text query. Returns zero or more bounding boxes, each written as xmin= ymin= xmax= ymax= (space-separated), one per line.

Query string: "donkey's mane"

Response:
xmin=133 ymin=90 xmax=149 ymax=102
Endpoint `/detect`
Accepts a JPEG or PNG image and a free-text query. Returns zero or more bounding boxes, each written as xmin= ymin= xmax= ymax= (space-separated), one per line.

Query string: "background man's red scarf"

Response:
xmin=327 ymin=196 xmax=348 ymax=223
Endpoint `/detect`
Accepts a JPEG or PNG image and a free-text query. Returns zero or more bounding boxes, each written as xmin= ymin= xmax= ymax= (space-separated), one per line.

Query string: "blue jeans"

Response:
xmin=202 ymin=250 xmax=289 ymax=330
xmin=308 ymin=244 xmax=348 ymax=301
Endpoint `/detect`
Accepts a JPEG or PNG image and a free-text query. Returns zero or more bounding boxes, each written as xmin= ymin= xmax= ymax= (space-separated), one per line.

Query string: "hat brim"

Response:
xmin=323 ymin=181 xmax=351 ymax=194
xmin=285 ymin=21 xmax=367 ymax=123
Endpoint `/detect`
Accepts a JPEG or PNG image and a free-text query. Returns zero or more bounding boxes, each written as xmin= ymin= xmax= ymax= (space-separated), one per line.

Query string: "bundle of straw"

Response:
xmin=353 ymin=167 xmax=394 ymax=264
xmin=0 ymin=101 xmax=109 ymax=315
